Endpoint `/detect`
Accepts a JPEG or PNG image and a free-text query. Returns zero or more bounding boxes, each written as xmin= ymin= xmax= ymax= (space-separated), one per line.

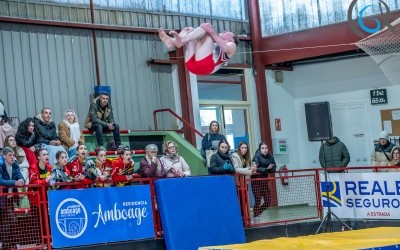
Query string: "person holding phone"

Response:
xmin=251 ymin=142 xmax=276 ymax=222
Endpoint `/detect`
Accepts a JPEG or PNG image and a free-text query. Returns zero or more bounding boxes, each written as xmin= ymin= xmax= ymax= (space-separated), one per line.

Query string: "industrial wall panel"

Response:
xmin=0 ymin=1 xmax=248 ymax=33
xmin=0 ymin=23 xmax=95 ymax=127
xmin=0 ymin=21 xmax=249 ymax=133
xmin=95 ymin=31 xmax=177 ymax=131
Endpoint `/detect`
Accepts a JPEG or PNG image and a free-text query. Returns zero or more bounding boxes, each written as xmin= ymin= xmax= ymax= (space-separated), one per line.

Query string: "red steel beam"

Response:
xmin=0 ymin=16 xmax=253 ymax=39
xmin=173 ymin=49 xmax=197 ymax=146
xmin=261 ymin=11 xmax=400 ymax=65
xmin=248 ymin=0 xmax=272 ymax=149
xmin=0 ymin=16 xmax=159 ymax=34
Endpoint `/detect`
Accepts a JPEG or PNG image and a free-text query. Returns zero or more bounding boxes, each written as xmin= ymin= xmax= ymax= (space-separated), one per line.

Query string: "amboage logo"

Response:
xmin=347 ymin=0 xmax=395 ymax=38
xmin=321 ymin=181 xmax=342 ymax=207
xmin=55 ymin=198 xmax=88 ymax=239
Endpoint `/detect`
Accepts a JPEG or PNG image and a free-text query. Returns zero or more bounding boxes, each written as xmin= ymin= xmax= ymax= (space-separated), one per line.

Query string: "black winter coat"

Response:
xmin=16 ymin=131 xmax=39 ymax=147
xmin=34 ymin=115 xmax=58 ymax=145
xmin=319 ymin=136 xmax=350 ymax=173
xmin=252 ymin=153 xmax=276 ymax=177
xmin=209 ymin=150 xmax=235 ymax=175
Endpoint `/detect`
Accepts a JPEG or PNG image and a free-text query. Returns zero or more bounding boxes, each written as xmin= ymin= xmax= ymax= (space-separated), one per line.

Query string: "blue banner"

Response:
xmin=48 ymin=185 xmax=154 ymax=248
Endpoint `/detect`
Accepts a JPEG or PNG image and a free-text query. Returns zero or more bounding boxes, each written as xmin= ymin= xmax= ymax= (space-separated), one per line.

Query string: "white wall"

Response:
xmin=267 ymin=56 xmax=400 ymax=169
xmin=266 ymin=70 xmax=300 ymax=168
xmin=190 ymin=69 xmax=261 ymax=153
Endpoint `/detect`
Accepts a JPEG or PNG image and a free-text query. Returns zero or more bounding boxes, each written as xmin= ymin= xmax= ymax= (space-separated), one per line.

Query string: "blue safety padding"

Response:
xmin=155 ymin=175 xmax=245 ymax=250
xmin=363 ymin=245 xmax=400 ymax=250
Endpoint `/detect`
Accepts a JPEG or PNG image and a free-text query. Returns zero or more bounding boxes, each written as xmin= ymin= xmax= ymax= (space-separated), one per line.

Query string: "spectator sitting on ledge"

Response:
xmin=84 ymin=93 xmax=123 ymax=151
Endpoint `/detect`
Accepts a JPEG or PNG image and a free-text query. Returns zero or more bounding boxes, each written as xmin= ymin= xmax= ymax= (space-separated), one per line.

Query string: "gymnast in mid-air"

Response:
xmin=159 ymin=23 xmax=238 ymax=75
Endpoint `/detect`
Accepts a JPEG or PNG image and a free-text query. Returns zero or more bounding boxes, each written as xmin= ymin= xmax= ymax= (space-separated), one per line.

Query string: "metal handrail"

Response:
xmin=153 ymin=108 xmax=204 ymax=138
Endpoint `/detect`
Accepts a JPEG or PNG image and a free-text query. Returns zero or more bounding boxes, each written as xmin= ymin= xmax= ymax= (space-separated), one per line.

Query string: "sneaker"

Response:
xmin=250 ymin=214 xmax=261 ymax=224
xmin=98 ymin=146 xmax=107 ymax=151
xmin=106 ymin=141 xmax=116 ymax=151
xmin=250 ymin=214 xmax=255 ymax=224
xmin=117 ymin=143 xmax=130 ymax=151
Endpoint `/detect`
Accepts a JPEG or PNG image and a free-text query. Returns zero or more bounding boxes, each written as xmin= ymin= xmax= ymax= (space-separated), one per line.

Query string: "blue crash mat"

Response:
xmin=155 ymin=175 xmax=245 ymax=250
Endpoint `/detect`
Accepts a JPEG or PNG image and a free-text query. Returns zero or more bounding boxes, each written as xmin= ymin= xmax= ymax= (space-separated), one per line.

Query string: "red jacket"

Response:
xmin=95 ymin=159 xmax=113 ymax=186
xmin=66 ymin=157 xmax=92 ymax=186
xmin=111 ymin=157 xmax=139 ymax=184
xmin=29 ymin=162 xmax=52 ymax=185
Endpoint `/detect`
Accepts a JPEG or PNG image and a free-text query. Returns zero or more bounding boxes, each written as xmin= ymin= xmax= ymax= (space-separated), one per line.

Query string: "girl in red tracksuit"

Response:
xmin=94 ymin=148 xmax=113 ymax=187
xmin=111 ymin=149 xmax=139 ymax=186
xmin=28 ymin=149 xmax=54 ymax=210
xmin=29 ymin=148 xmax=53 ymax=185
xmin=65 ymin=144 xmax=93 ymax=188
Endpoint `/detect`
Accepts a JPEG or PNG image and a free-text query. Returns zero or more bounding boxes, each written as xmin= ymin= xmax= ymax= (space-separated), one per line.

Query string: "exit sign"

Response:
xmin=370 ymin=89 xmax=387 ymax=105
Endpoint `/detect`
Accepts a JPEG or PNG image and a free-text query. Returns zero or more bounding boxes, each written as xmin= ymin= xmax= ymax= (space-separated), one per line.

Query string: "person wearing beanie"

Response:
xmin=371 ymin=130 xmax=396 ymax=170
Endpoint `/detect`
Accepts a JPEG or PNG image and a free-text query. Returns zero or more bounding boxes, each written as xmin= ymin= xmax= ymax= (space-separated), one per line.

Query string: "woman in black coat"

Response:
xmin=252 ymin=142 xmax=276 ymax=219
xmin=15 ymin=117 xmax=40 ymax=165
xmin=209 ymin=140 xmax=235 ymax=175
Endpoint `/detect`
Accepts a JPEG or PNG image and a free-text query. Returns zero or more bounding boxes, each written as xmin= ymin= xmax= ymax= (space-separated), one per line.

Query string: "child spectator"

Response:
xmin=29 ymin=148 xmax=53 ymax=185
xmin=51 ymin=151 xmax=73 ymax=189
xmin=111 ymin=149 xmax=139 ymax=186
xmin=65 ymin=144 xmax=94 ymax=187
xmin=94 ymin=148 xmax=113 ymax=187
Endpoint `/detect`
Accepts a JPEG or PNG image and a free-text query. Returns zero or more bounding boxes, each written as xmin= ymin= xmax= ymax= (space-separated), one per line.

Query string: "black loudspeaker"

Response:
xmin=305 ymin=102 xmax=333 ymax=141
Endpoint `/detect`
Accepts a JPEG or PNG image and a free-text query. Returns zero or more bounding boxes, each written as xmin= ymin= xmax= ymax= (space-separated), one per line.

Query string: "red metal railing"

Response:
xmin=153 ymin=108 xmax=204 ymax=138
xmin=2 ymin=165 xmax=398 ymax=248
